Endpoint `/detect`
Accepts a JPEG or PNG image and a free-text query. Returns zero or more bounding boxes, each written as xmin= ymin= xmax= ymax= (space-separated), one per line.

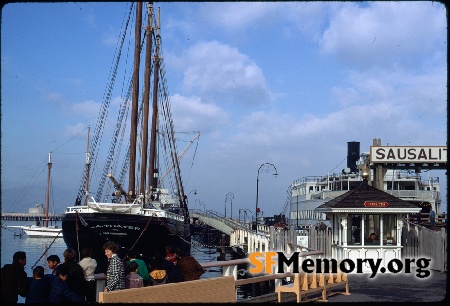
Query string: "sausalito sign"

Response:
xmin=370 ymin=146 xmax=447 ymax=163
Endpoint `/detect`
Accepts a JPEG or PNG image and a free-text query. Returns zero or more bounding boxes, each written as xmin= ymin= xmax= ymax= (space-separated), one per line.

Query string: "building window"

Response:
xmin=347 ymin=214 xmax=362 ymax=245
xmin=383 ymin=214 xmax=397 ymax=245
xmin=364 ymin=214 xmax=380 ymax=245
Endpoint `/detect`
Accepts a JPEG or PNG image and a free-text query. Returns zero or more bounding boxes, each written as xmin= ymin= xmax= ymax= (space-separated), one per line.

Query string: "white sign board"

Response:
xmin=296 ymin=236 xmax=308 ymax=248
xmin=370 ymin=146 xmax=447 ymax=163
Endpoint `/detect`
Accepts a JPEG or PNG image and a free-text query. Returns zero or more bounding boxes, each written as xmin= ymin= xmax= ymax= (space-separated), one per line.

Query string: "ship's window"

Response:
xmin=383 ymin=215 xmax=397 ymax=245
xmin=364 ymin=214 xmax=380 ymax=245
xmin=347 ymin=214 xmax=361 ymax=245
xmin=309 ymin=186 xmax=314 ymax=192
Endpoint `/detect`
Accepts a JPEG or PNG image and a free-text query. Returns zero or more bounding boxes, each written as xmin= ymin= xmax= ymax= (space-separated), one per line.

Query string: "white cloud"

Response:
xmin=179 ymin=40 xmax=274 ymax=106
xmin=171 ymin=94 xmax=229 ymax=134
xmin=71 ymin=99 xmax=101 ymax=119
xmin=319 ymin=2 xmax=446 ymax=68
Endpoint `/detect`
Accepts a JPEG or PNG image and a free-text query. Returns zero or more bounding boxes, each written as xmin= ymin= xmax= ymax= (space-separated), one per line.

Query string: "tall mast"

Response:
xmin=140 ymin=2 xmax=154 ymax=204
xmin=84 ymin=126 xmax=91 ymax=206
xmin=129 ymin=2 xmax=143 ymax=200
xmin=45 ymin=152 xmax=52 ymax=228
xmin=148 ymin=7 xmax=160 ymax=198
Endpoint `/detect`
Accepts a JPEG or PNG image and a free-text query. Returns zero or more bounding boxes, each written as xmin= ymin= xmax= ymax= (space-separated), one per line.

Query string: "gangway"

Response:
xmin=190 ymin=209 xmax=249 ymax=235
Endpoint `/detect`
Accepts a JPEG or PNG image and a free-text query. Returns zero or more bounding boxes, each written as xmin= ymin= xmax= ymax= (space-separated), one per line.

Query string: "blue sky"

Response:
xmin=1 ymin=2 xmax=447 ymax=217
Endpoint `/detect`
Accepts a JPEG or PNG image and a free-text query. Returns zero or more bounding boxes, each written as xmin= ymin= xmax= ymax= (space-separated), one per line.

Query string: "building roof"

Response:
xmin=315 ymin=180 xmax=421 ymax=214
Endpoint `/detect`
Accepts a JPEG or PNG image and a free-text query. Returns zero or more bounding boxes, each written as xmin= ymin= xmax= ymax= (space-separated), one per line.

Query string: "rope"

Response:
xmin=129 ymin=215 xmax=154 ymax=250
xmin=76 ymin=211 xmax=81 ymax=262
xmin=30 ymin=232 xmax=62 ymax=270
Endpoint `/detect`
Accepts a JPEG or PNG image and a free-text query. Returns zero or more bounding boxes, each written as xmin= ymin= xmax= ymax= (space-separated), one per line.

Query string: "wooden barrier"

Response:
xmin=275 ymin=269 xmax=350 ymax=303
xmin=275 ymin=272 xmax=323 ymax=303
xmin=98 ymin=276 xmax=236 ymax=303
xmin=317 ymin=268 xmax=350 ymax=301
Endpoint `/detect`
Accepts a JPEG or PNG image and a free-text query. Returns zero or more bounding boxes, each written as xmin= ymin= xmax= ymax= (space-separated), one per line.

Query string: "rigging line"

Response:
xmin=75 ymin=212 xmax=82 ymax=262
xmin=160 ymin=74 xmax=185 ymax=201
xmin=129 ymin=215 xmax=154 ymax=250
xmin=159 ymin=96 xmax=183 ymax=199
xmin=109 ymin=81 xmax=146 ymax=201
xmin=76 ymin=3 xmax=134 ymax=200
xmin=50 ymin=177 xmax=54 ymax=225
xmin=8 ymin=160 xmax=47 ymax=212
xmin=98 ymin=20 xmax=149 ymax=202
xmin=30 ymin=233 xmax=62 ymax=270
xmin=49 ymin=126 xmax=89 ymax=155
xmin=185 ymin=133 xmax=200 ymax=185
xmin=328 ymin=156 xmax=347 ymax=174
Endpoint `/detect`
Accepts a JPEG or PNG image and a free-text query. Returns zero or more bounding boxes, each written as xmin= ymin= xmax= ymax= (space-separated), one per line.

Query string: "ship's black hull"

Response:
xmin=62 ymin=212 xmax=191 ymax=273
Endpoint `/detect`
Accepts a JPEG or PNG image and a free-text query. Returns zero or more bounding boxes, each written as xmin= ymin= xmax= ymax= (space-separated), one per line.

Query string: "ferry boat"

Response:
xmin=288 ymin=140 xmax=443 ymax=229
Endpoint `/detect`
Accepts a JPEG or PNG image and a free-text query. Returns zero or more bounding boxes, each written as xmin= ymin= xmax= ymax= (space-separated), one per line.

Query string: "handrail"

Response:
xmin=235 ymin=272 xmax=293 ymax=286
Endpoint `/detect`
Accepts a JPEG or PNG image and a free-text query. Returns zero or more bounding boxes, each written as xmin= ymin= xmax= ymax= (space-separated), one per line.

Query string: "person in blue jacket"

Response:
xmin=48 ymin=263 xmax=85 ymax=303
xmin=25 ymin=266 xmax=50 ymax=303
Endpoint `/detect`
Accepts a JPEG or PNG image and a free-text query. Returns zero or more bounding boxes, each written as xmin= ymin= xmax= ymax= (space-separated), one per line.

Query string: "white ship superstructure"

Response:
xmin=289 ymin=141 xmax=443 ymax=229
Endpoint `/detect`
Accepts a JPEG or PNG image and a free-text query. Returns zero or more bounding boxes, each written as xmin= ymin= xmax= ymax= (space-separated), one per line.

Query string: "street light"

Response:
xmin=186 ymin=190 xmax=197 ymax=206
xmin=195 ymin=199 xmax=205 ymax=212
xmin=225 ymin=192 xmax=234 ymax=219
xmin=239 ymin=208 xmax=253 ymax=225
xmin=255 ymin=163 xmax=278 ymax=233
xmin=201 ymin=201 xmax=206 ymax=212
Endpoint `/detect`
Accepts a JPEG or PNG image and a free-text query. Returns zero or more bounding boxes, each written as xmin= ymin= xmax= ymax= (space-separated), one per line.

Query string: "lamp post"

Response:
xmin=195 ymin=199 xmax=205 ymax=212
xmin=187 ymin=190 xmax=197 ymax=207
xmin=239 ymin=209 xmax=253 ymax=225
xmin=255 ymin=163 xmax=278 ymax=233
xmin=293 ymin=185 xmax=299 ymax=229
xmin=225 ymin=192 xmax=234 ymax=219
xmin=201 ymin=201 xmax=206 ymax=212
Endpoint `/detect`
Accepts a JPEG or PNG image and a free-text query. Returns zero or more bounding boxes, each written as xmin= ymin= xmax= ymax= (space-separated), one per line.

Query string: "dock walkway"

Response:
xmin=239 ymin=270 xmax=448 ymax=303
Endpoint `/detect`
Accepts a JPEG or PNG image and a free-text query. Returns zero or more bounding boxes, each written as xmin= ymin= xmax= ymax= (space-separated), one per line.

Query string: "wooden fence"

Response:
xmin=401 ymin=223 xmax=447 ymax=272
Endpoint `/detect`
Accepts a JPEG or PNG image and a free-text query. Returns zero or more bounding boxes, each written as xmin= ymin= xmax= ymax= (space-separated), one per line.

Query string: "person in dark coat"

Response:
xmin=1 ymin=251 xmax=28 ymax=304
xmin=63 ymin=248 xmax=87 ymax=300
xmin=25 ymin=266 xmax=50 ymax=303
xmin=149 ymin=252 xmax=182 ymax=284
xmin=174 ymin=248 xmax=205 ymax=281
xmin=48 ymin=264 xmax=85 ymax=303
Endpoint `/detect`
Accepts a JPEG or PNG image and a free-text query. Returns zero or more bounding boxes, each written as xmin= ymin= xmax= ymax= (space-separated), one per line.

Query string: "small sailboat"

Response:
xmin=8 ymin=153 xmax=62 ymax=238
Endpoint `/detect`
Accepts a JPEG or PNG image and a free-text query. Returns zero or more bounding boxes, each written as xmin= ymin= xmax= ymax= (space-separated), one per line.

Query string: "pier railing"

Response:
xmin=1 ymin=212 xmax=64 ymax=221
xmin=93 ymin=246 xmax=324 ymax=302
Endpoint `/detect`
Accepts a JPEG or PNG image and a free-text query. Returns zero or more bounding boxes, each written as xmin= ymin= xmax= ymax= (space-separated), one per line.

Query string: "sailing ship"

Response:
xmin=62 ymin=3 xmax=193 ymax=271
xmin=7 ymin=153 xmax=63 ymax=238
xmin=288 ymin=140 xmax=443 ymax=229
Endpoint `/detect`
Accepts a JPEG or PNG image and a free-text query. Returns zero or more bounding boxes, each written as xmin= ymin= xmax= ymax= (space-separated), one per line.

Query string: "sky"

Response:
xmin=1 ymin=2 xmax=447 ymax=218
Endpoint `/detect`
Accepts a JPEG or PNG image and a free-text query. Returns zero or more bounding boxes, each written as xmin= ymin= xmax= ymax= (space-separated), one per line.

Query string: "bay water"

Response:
xmin=1 ymin=220 xmax=222 ymax=303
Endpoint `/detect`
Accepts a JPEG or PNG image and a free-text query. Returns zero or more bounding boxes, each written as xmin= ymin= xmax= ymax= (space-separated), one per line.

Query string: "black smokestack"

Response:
xmin=347 ymin=141 xmax=360 ymax=173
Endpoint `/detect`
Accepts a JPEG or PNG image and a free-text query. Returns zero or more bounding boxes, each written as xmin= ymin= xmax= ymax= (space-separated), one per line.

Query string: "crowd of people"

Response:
xmin=1 ymin=243 xmax=205 ymax=304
